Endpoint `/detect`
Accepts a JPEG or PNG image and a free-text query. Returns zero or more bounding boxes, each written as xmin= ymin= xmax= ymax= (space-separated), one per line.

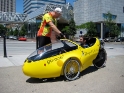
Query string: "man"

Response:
xmin=79 ymin=35 xmax=89 ymax=48
xmin=37 ymin=7 xmax=64 ymax=48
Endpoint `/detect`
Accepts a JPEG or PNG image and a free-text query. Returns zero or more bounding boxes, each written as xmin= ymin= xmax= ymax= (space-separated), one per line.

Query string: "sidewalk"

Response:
xmin=0 ymin=47 xmax=124 ymax=67
xmin=0 ymin=55 xmax=28 ymax=67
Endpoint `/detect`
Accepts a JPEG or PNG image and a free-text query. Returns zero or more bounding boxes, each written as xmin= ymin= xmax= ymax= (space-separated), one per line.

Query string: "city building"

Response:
xmin=0 ymin=0 xmax=16 ymax=12
xmin=74 ymin=0 xmax=124 ymax=38
xmin=23 ymin=0 xmax=66 ymax=14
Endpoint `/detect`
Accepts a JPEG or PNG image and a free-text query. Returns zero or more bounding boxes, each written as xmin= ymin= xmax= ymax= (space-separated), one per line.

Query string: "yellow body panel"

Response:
xmin=22 ymin=50 xmax=82 ymax=78
xmin=22 ymin=38 xmax=100 ymax=78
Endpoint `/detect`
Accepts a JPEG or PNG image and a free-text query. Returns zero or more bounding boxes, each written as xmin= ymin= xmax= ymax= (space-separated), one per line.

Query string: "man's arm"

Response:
xmin=48 ymin=21 xmax=61 ymax=34
xmin=48 ymin=21 xmax=65 ymax=39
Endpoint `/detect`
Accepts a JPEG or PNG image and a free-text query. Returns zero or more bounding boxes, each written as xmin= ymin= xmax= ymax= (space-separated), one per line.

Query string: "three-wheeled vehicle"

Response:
xmin=22 ymin=37 xmax=107 ymax=81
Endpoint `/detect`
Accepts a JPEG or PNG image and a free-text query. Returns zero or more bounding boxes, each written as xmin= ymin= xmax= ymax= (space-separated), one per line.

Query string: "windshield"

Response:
xmin=27 ymin=40 xmax=78 ymax=61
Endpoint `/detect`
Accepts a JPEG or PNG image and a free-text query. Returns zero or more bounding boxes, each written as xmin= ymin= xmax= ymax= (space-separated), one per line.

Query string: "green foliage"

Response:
xmin=0 ymin=24 xmax=7 ymax=35
xmin=20 ymin=24 xmax=27 ymax=36
xmin=62 ymin=26 xmax=70 ymax=34
xmin=13 ymin=28 xmax=18 ymax=36
xmin=104 ymin=11 xmax=120 ymax=37
xmin=104 ymin=12 xmax=114 ymax=24
xmin=110 ymin=24 xmax=120 ymax=37
xmin=62 ymin=18 xmax=77 ymax=36
xmin=68 ymin=18 xmax=77 ymax=35
xmin=8 ymin=29 xmax=14 ymax=36
xmin=78 ymin=21 xmax=97 ymax=37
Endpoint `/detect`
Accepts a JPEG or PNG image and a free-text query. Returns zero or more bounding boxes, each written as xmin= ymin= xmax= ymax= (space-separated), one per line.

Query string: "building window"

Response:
xmin=103 ymin=13 xmax=117 ymax=20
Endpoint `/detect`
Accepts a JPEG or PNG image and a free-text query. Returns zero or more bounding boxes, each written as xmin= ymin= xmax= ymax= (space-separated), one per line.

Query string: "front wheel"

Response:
xmin=93 ymin=49 xmax=107 ymax=68
xmin=63 ymin=58 xmax=80 ymax=81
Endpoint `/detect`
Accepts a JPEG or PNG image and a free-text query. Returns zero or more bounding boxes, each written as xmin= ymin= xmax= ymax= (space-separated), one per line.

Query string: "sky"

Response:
xmin=16 ymin=0 xmax=74 ymax=13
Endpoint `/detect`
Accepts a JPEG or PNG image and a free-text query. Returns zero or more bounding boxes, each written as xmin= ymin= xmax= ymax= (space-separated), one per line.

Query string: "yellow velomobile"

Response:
xmin=22 ymin=37 xmax=107 ymax=81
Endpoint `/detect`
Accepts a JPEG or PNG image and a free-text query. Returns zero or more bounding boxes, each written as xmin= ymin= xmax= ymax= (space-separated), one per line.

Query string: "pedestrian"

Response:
xmin=37 ymin=7 xmax=64 ymax=49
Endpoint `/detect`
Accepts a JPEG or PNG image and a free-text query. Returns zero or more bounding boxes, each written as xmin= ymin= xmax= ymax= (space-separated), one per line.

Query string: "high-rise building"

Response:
xmin=74 ymin=0 xmax=124 ymax=38
xmin=23 ymin=0 xmax=66 ymax=14
xmin=0 ymin=0 xmax=16 ymax=12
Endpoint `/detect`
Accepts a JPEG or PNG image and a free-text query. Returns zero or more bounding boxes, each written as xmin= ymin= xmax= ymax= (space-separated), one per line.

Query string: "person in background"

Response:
xmin=37 ymin=7 xmax=64 ymax=49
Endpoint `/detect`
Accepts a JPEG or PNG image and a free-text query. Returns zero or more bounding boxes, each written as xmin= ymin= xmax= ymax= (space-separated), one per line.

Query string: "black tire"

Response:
xmin=63 ymin=58 xmax=80 ymax=81
xmin=93 ymin=49 xmax=107 ymax=68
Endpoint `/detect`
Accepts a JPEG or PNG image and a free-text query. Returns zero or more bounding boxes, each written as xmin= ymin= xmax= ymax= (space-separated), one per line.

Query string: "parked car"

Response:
xmin=8 ymin=35 xmax=14 ymax=39
xmin=104 ymin=37 xmax=117 ymax=42
xmin=116 ymin=37 xmax=124 ymax=42
xmin=18 ymin=36 xmax=27 ymax=41
xmin=12 ymin=36 xmax=17 ymax=40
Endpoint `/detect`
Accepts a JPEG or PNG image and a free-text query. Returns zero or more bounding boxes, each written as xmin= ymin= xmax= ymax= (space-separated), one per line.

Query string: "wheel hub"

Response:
xmin=70 ymin=67 xmax=75 ymax=74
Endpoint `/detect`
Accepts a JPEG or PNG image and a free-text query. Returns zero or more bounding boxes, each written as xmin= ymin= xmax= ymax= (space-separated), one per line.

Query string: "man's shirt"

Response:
xmin=37 ymin=12 xmax=57 ymax=37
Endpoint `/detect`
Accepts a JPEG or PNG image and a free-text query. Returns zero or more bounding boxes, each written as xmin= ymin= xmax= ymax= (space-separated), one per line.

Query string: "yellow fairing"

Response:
xmin=22 ymin=38 xmax=100 ymax=79
xmin=22 ymin=49 xmax=81 ymax=78
xmin=23 ymin=56 xmax=63 ymax=78
xmin=79 ymin=38 xmax=100 ymax=71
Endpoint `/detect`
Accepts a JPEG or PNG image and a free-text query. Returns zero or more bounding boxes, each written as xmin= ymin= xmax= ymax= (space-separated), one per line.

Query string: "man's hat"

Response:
xmin=54 ymin=7 xmax=62 ymax=14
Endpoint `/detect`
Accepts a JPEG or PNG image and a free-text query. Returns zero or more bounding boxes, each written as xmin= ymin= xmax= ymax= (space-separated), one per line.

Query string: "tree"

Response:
xmin=62 ymin=18 xmax=77 ymax=39
xmin=78 ymin=21 xmax=97 ymax=37
xmin=62 ymin=18 xmax=76 ymax=35
xmin=68 ymin=18 xmax=77 ymax=36
xmin=13 ymin=28 xmax=18 ymax=36
xmin=62 ymin=26 xmax=70 ymax=34
xmin=104 ymin=11 xmax=120 ymax=37
xmin=111 ymin=24 xmax=120 ymax=37
xmin=8 ymin=29 xmax=14 ymax=36
xmin=0 ymin=24 xmax=7 ymax=36
xmin=20 ymin=24 xmax=27 ymax=36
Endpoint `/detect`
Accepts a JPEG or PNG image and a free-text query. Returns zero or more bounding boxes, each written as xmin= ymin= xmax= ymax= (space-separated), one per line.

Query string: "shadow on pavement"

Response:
xmin=80 ymin=66 xmax=98 ymax=77
xmin=26 ymin=66 xmax=99 ymax=83
xmin=26 ymin=76 xmax=64 ymax=83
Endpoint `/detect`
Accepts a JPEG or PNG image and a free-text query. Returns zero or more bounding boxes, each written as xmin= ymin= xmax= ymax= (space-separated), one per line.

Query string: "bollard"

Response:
xmin=3 ymin=34 xmax=7 ymax=57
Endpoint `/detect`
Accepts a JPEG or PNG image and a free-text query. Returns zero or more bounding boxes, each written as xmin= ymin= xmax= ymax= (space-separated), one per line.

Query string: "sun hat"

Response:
xmin=54 ymin=7 xmax=62 ymax=14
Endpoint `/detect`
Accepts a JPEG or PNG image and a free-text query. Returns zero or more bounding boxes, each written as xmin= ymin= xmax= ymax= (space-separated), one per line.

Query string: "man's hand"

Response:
xmin=59 ymin=33 xmax=64 ymax=38
xmin=57 ymin=33 xmax=66 ymax=40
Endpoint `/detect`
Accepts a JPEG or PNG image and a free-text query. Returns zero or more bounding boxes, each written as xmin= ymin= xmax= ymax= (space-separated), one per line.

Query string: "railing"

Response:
xmin=0 ymin=11 xmax=27 ymax=23
xmin=0 ymin=3 xmax=73 ymax=24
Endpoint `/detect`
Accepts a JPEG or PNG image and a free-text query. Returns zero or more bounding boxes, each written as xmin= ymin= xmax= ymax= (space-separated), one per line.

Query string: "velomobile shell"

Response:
xmin=22 ymin=38 xmax=100 ymax=79
xmin=22 ymin=49 xmax=82 ymax=78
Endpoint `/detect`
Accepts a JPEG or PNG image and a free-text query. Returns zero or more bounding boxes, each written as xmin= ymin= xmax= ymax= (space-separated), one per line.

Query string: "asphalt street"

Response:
xmin=0 ymin=38 xmax=124 ymax=93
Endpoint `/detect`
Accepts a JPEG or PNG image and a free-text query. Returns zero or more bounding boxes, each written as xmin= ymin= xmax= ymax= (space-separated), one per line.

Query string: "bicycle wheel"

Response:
xmin=63 ymin=59 xmax=80 ymax=81
xmin=93 ymin=49 xmax=107 ymax=68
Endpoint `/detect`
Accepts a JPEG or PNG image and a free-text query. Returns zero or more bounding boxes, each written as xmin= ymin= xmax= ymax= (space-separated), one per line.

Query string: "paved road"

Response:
xmin=0 ymin=38 xmax=36 ymax=56
xmin=0 ymin=38 xmax=124 ymax=93
xmin=0 ymin=55 xmax=124 ymax=93
xmin=0 ymin=38 xmax=124 ymax=56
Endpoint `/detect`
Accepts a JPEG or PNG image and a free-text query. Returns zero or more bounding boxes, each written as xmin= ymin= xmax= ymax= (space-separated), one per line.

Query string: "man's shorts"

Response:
xmin=37 ymin=36 xmax=51 ymax=48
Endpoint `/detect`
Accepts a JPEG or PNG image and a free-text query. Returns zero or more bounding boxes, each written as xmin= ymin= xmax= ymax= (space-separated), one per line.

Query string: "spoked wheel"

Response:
xmin=93 ymin=49 xmax=107 ymax=68
xmin=63 ymin=59 xmax=80 ymax=81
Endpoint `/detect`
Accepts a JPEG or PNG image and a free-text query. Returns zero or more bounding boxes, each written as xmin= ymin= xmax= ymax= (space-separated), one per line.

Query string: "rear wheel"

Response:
xmin=63 ymin=59 xmax=80 ymax=81
xmin=93 ymin=49 xmax=107 ymax=68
